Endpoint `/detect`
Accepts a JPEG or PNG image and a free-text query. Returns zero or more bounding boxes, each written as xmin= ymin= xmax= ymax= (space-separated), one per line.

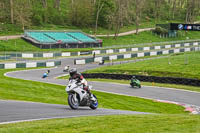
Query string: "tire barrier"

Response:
xmin=0 ymin=60 xmax=61 ymax=69
xmin=75 ymin=46 xmax=200 ymax=65
xmin=1 ymin=41 xmax=199 ymax=60
xmin=82 ymin=73 xmax=200 ymax=87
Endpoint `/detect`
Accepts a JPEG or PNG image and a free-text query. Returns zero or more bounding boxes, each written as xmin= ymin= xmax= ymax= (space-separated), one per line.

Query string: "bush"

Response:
xmin=32 ymin=15 xmax=43 ymax=26
xmin=0 ymin=24 xmax=23 ymax=35
xmin=52 ymin=13 xmax=65 ymax=25
xmin=153 ymin=26 xmax=168 ymax=35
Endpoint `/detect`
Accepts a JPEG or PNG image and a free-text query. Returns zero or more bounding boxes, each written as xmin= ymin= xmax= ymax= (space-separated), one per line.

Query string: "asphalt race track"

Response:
xmin=1 ymin=57 xmax=200 ymax=124
xmin=0 ymin=100 xmax=148 ymax=124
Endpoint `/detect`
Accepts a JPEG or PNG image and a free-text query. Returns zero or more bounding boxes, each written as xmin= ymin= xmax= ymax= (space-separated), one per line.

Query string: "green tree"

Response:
xmin=68 ymin=0 xmax=95 ymax=27
xmin=14 ymin=0 xmax=32 ymax=30
xmin=10 ymin=0 xmax=14 ymax=24
xmin=0 ymin=0 xmax=10 ymax=23
xmin=94 ymin=0 xmax=105 ymax=36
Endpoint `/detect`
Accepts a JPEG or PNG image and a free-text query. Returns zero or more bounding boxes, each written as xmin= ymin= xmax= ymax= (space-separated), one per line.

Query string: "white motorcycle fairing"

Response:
xmin=66 ymin=79 xmax=88 ymax=102
xmin=66 ymin=79 xmax=98 ymax=110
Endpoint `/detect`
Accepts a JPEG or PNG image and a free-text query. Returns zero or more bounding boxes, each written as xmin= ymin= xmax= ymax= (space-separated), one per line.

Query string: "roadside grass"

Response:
xmin=101 ymin=30 xmax=200 ymax=47
xmin=87 ymin=79 xmax=200 ymax=93
xmin=0 ymin=24 xmax=23 ymax=36
xmin=0 ymin=114 xmax=200 ymax=133
xmin=0 ymin=69 xmax=186 ymax=114
xmin=0 ymin=69 xmax=67 ymax=104
xmin=85 ymin=51 xmax=200 ymax=80
xmin=0 ymin=39 xmax=93 ymax=52
xmin=0 ymin=39 xmax=40 ymax=52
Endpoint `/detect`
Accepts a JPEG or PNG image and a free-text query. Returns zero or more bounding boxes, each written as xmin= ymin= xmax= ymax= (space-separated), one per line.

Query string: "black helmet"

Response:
xmin=69 ymin=68 xmax=77 ymax=76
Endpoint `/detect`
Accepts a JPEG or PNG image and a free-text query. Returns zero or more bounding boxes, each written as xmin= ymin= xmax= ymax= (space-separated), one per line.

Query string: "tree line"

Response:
xmin=0 ymin=0 xmax=200 ymax=36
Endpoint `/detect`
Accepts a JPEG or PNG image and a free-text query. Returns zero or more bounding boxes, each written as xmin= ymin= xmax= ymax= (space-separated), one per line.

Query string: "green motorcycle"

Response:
xmin=130 ymin=76 xmax=141 ymax=88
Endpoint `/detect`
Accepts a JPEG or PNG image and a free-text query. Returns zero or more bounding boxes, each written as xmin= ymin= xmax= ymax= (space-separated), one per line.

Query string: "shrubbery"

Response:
xmin=153 ymin=26 xmax=168 ymax=35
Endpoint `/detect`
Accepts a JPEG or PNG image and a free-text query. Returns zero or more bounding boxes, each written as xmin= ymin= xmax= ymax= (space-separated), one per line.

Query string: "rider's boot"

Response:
xmin=84 ymin=86 xmax=95 ymax=101
xmin=88 ymin=90 xmax=96 ymax=101
xmin=90 ymin=94 xmax=96 ymax=101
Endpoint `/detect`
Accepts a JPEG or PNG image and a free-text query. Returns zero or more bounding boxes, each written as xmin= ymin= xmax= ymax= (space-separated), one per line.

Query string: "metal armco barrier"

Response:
xmin=1 ymin=41 xmax=199 ymax=60
xmin=82 ymin=73 xmax=200 ymax=87
xmin=75 ymin=46 xmax=200 ymax=65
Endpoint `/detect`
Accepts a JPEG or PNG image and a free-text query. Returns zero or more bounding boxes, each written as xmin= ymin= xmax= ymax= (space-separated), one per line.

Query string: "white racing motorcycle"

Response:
xmin=65 ymin=79 xmax=98 ymax=110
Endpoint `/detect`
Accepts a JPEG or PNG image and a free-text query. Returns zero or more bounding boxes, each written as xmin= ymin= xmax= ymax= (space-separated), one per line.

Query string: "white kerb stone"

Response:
xmin=119 ymin=49 xmax=126 ymax=53
xmin=62 ymin=52 xmax=71 ymax=56
xmin=143 ymin=47 xmax=150 ymax=51
xmin=5 ymin=63 xmax=16 ymax=69
xmin=163 ymin=50 xmax=169 ymax=54
xmin=92 ymin=50 xmax=100 ymax=55
xmin=106 ymin=49 xmax=114 ymax=54
xmin=94 ymin=57 xmax=103 ymax=62
xmin=193 ymin=42 xmax=198 ymax=46
xmin=155 ymin=46 xmax=161 ymax=50
xmin=165 ymin=45 xmax=171 ymax=49
xmin=174 ymin=49 xmax=180 ymax=53
xmin=124 ymin=54 xmax=131 ymax=59
xmin=22 ymin=53 xmax=33 ymax=58
xmin=43 ymin=53 xmax=53 ymax=58
xmin=76 ymin=60 xmax=86 ymax=65
xmin=131 ymin=48 xmax=138 ymax=52
xmin=46 ymin=62 xmax=55 ymax=67
xmin=184 ymin=48 xmax=190 ymax=52
xmin=26 ymin=62 xmax=37 ymax=68
xmin=175 ymin=44 xmax=181 ymax=47
xmin=137 ymin=53 xmax=144 ymax=57
xmin=184 ymin=43 xmax=190 ymax=47
xmin=109 ymin=55 xmax=117 ymax=60
xmin=150 ymin=51 xmax=157 ymax=56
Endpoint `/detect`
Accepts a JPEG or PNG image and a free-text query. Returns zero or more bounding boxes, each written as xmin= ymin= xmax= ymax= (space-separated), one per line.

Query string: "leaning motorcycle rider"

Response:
xmin=69 ymin=68 xmax=95 ymax=101
xmin=131 ymin=76 xmax=137 ymax=83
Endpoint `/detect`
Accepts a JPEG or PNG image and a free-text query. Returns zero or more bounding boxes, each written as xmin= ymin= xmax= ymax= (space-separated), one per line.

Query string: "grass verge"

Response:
xmin=100 ymin=30 xmax=200 ymax=47
xmin=87 ymin=79 xmax=200 ymax=93
xmin=85 ymin=51 xmax=200 ymax=80
xmin=0 ymin=39 xmax=93 ymax=52
xmin=0 ymin=114 xmax=200 ymax=133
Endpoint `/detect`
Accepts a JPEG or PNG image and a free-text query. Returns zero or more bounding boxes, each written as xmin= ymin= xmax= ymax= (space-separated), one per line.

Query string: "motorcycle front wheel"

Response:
xmin=130 ymin=83 xmax=135 ymax=88
xmin=68 ymin=94 xmax=79 ymax=109
xmin=89 ymin=94 xmax=98 ymax=110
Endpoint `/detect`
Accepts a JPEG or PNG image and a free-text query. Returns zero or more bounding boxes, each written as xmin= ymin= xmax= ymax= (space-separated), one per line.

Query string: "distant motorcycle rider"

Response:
xmin=130 ymin=75 xmax=141 ymax=88
xmin=69 ymin=68 xmax=95 ymax=100
xmin=42 ymin=69 xmax=50 ymax=78
xmin=131 ymin=76 xmax=137 ymax=82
